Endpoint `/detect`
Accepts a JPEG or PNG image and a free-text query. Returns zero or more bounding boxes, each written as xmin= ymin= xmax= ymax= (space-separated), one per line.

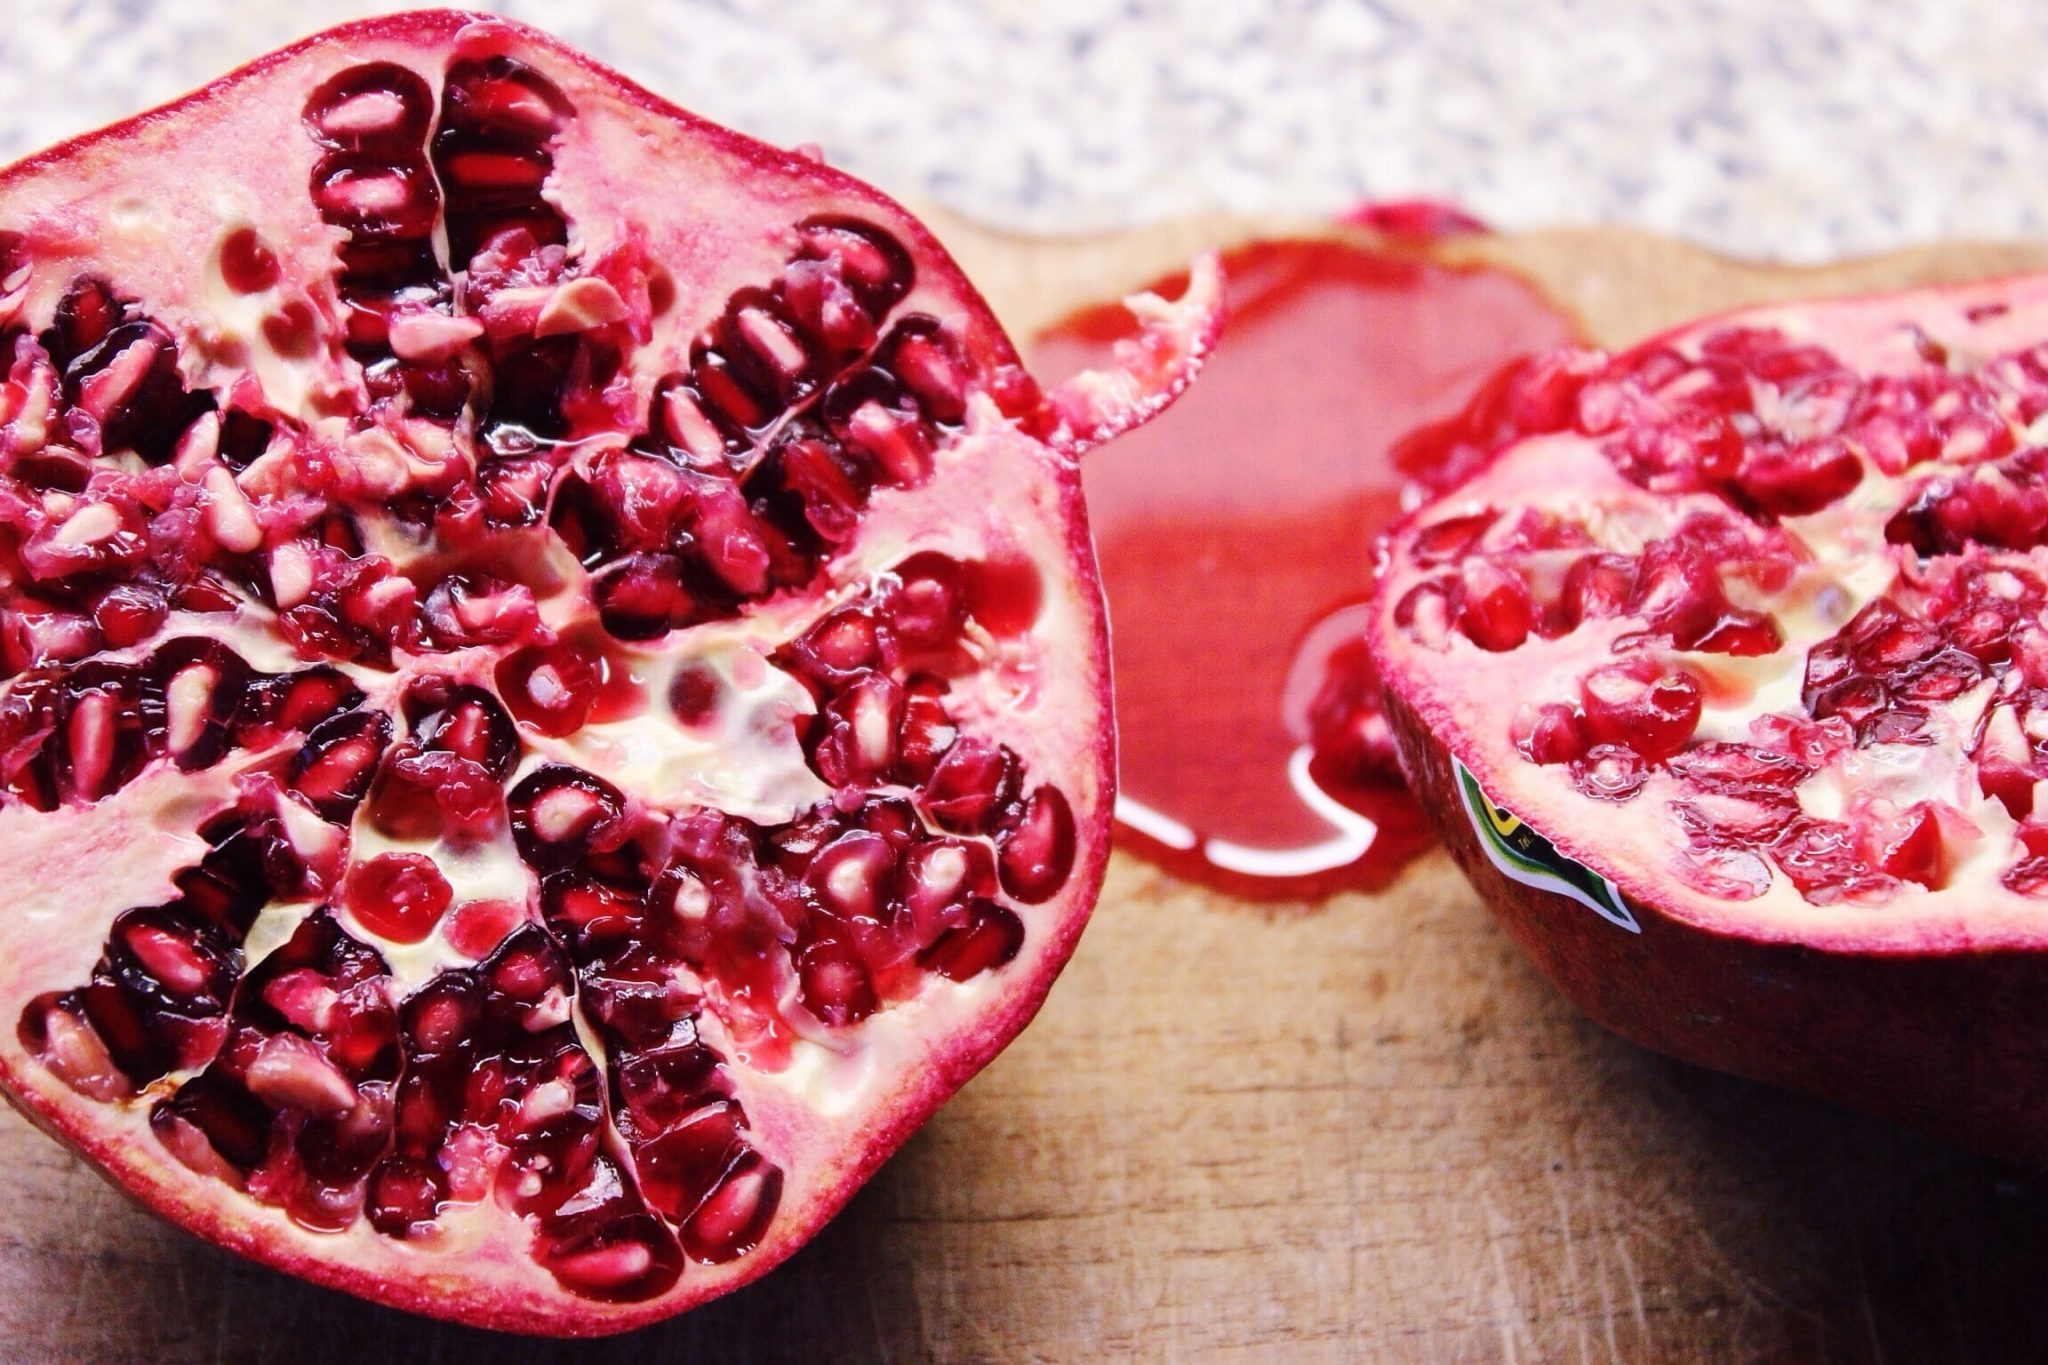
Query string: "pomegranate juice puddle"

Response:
xmin=1032 ymin=237 xmax=1580 ymax=897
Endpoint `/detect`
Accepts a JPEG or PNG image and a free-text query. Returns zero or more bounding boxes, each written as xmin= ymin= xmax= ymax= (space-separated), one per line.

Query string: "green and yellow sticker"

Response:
xmin=1455 ymin=759 xmax=1640 ymax=934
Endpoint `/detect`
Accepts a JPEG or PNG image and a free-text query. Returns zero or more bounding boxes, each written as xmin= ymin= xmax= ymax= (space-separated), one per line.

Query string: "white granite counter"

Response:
xmin=1 ymin=1 xmax=2043 ymax=262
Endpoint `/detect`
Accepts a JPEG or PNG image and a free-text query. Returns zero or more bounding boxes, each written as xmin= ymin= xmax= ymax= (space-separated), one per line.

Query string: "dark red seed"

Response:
xmin=922 ymin=737 xmax=1018 ymax=833
xmin=508 ymin=765 xmax=628 ymax=872
xmin=919 ymin=899 xmax=1024 ymax=980
xmin=996 ymin=786 xmax=1076 ymax=904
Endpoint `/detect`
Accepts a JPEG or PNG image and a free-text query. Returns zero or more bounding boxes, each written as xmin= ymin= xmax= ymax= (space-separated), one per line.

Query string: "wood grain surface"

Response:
xmin=8 ymin=222 xmax=2048 ymax=1364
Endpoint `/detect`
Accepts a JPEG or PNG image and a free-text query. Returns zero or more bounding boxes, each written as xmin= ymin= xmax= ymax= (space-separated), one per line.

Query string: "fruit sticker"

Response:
xmin=1455 ymin=760 xmax=1641 ymax=933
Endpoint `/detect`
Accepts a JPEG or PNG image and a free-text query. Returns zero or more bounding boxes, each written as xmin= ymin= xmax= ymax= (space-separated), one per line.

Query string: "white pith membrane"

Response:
xmin=1371 ymin=272 xmax=2048 ymax=954
xmin=0 ymin=13 xmax=1214 ymax=1335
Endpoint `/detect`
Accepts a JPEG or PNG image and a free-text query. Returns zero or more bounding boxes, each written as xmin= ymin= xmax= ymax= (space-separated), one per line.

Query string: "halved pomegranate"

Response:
xmin=1370 ymin=272 xmax=2048 ymax=1160
xmin=0 ymin=12 xmax=1214 ymax=1335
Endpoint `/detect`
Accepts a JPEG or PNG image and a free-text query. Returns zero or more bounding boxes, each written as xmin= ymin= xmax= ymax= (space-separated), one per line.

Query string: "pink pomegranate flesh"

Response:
xmin=1369 ymin=273 xmax=2048 ymax=1161
xmin=0 ymin=11 xmax=1214 ymax=1335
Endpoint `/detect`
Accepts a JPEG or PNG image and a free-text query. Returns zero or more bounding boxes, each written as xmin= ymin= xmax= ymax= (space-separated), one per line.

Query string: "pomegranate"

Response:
xmin=0 ymin=12 xmax=1216 ymax=1335
xmin=1369 ymin=272 xmax=2048 ymax=1160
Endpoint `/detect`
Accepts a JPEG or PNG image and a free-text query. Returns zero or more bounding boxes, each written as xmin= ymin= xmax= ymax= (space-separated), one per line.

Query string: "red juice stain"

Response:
xmin=1030 ymin=237 xmax=1581 ymax=899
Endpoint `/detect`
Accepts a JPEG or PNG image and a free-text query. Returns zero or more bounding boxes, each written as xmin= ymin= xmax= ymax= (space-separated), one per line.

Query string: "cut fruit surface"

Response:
xmin=1370 ymin=270 xmax=2048 ymax=1159
xmin=0 ymin=11 xmax=1204 ymax=1335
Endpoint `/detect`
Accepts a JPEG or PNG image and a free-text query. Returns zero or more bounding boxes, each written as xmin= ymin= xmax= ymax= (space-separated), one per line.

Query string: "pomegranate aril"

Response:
xmin=498 ymin=639 xmax=600 ymax=736
xmin=786 ymin=608 xmax=882 ymax=685
xmin=51 ymin=664 xmax=146 ymax=802
xmin=509 ymin=765 xmax=628 ymax=872
xmin=146 ymin=638 xmax=251 ymax=771
xmin=766 ymin=434 xmax=869 ymax=545
xmin=879 ymin=554 xmax=967 ymax=649
xmin=1453 ymin=558 xmax=1536 ymax=651
xmin=681 ymin=1150 xmax=783 ymax=1264
xmin=304 ymin=63 xmax=437 ymax=152
xmin=93 ymin=584 xmax=167 ymax=648
xmin=797 ymin=938 xmax=878 ymax=1026
xmin=543 ymin=872 xmax=645 ymax=952
xmin=592 ymin=554 xmax=705 ymax=641
xmin=19 ymin=993 xmax=130 ymax=1101
xmin=922 ymin=736 xmax=1019 ymax=833
xmin=894 ymin=676 xmax=958 ymax=784
xmin=919 ymin=899 xmax=1024 ymax=980
xmin=343 ymin=853 xmax=455 ymax=945
xmin=242 ymin=667 xmax=364 ymax=745
xmin=802 ymin=830 xmax=897 ymax=921
xmin=218 ymin=228 xmax=282 ymax=294
xmin=717 ymin=289 xmax=818 ymax=406
xmin=244 ymin=1033 xmax=360 ymax=1117
xmin=152 ymin=1072 xmax=271 ymax=1177
xmin=43 ymin=276 xmax=124 ymax=368
xmin=418 ymin=573 xmax=539 ymax=648
xmin=540 ymin=1213 xmax=683 ymax=1302
xmin=810 ymin=671 xmax=904 ymax=787
xmin=366 ymin=1157 xmax=447 ymax=1237
xmin=1513 ymin=702 xmax=1589 ymax=766
xmin=1579 ymin=661 xmax=1702 ymax=760
xmin=899 ymin=837 xmax=995 ymax=941
xmin=795 ymin=216 xmax=914 ymax=316
xmin=408 ymin=681 xmax=520 ymax=779
xmin=287 ymin=709 xmax=392 ymax=821
xmin=1569 ymin=744 xmax=1649 ymax=801
xmin=878 ymin=316 xmax=970 ymax=426
xmin=997 ymin=786 xmax=1076 ymax=904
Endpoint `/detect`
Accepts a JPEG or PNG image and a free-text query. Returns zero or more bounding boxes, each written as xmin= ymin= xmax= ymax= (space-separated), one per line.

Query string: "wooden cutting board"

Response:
xmin=8 ymin=223 xmax=2048 ymax=1365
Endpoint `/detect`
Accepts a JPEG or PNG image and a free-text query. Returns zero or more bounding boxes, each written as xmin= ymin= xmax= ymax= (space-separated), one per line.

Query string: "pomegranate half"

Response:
xmin=1369 ymin=274 xmax=2048 ymax=1162
xmin=0 ymin=11 xmax=1215 ymax=1335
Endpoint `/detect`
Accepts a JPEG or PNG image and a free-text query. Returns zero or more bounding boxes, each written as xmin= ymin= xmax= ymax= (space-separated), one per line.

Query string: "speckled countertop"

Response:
xmin=2 ymin=0 xmax=2044 ymax=262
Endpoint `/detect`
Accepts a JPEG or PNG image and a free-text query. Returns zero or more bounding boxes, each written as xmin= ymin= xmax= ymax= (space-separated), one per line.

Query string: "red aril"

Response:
xmin=0 ymin=13 xmax=1215 ymax=1335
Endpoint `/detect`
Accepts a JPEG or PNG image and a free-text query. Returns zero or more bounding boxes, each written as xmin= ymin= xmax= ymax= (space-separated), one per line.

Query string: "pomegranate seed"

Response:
xmin=409 ymin=682 xmax=520 ymax=779
xmin=287 ymin=710 xmax=392 ymax=820
xmin=367 ymin=1157 xmax=447 ymax=1237
xmin=18 ymin=994 xmax=130 ymax=1101
xmin=1512 ymin=702 xmax=1589 ymax=766
xmin=803 ymin=831 xmax=897 ymax=921
xmin=810 ymin=672 xmax=904 ymax=788
xmin=879 ymin=554 xmax=967 ymax=649
xmin=244 ymin=1033 xmax=359 ymax=1117
xmin=497 ymin=640 xmax=600 ymax=737
xmin=218 ymin=228 xmax=282 ymax=294
xmin=1858 ymin=803 xmax=1946 ymax=888
xmin=1579 ymin=661 xmax=1702 ymax=760
xmin=508 ymin=765 xmax=627 ymax=872
xmin=592 ymin=553 xmax=701 ymax=641
xmin=541 ymin=1216 xmax=682 ymax=1301
xmin=996 ymin=786 xmax=1077 ymax=903
xmin=797 ymin=939 xmax=877 ymax=1027
xmin=919 ymin=899 xmax=1024 ymax=980
xmin=1736 ymin=436 xmax=1863 ymax=516
xmin=343 ymin=853 xmax=455 ymax=945
xmin=1569 ymin=745 xmax=1649 ymax=801
xmin=680 ymin=1151 xmax=784 ymax=1263
xmin=1454 ymin=559 xmax=1536 ymax=652
xmin=923 ymin=737 xmax=1018 ymax=834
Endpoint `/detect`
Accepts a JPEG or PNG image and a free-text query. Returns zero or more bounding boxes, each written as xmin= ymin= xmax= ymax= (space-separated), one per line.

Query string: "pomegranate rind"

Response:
xmin=1370 ymin=271 xmax=2048 ymax=1160
xmin=0 ymin=11 xmax=1117 ymax=1336
xmin=1047 ymin=253 xmax=1223 ymax=453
